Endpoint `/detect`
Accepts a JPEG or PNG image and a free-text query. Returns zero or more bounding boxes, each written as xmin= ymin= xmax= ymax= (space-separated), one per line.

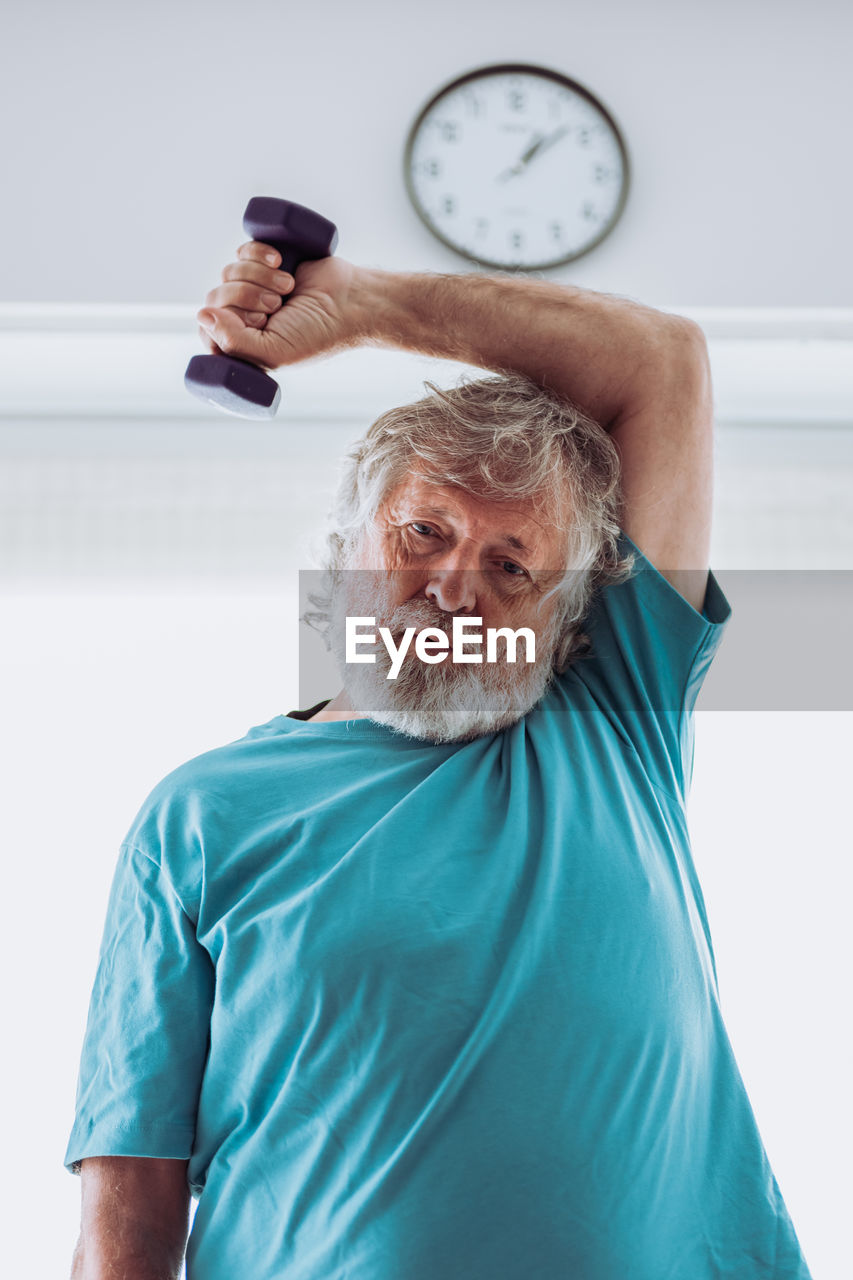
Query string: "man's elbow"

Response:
xmin=663 ymin=314 xmax=711 ymax=368
xmin=630 ymin=311 xmax=711 ymax=394
xmin=652 ymin=315 xmax=713 ymax=417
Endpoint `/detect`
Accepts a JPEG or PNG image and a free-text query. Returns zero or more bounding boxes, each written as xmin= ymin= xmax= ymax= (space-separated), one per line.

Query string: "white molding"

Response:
xmin=0 ymin=305 xmax=851 ymax=424
xmin=0 ymin=303 xmax=195 ymax=332
xmin=2 ymin=303 xmax=852 ymax=338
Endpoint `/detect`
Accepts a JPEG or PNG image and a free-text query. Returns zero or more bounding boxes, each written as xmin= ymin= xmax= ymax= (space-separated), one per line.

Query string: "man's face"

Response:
xmin=327 ymin=474 xmax=569 ymax=742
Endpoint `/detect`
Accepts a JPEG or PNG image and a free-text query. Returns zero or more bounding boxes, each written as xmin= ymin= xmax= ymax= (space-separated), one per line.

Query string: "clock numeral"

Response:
xmin=578 ymin=128 xmax=591 ymax=147
xmin=582 ymin=202 xmax=599 ymax=222
xmin=508 ymin=90 xmax=526 ymax=112
xmin=476 ymin=218 xmax=490 ymax=236
xmin=509 ymin=230 xmax=525 ymax=250
xmin=550 ymin=222 xmax=563 ymax=241
xmin=443 ymin=196 xmax=456 ymax=216
xmin=442 ymin=121 xmax=460 ymax=143
xmin=419 ymin=159 xmax=441 ymax=179
xmin=465 ymin=95 xmax=484 ymax=117
xmin=594 ymin=165 xmax=611 ymax=183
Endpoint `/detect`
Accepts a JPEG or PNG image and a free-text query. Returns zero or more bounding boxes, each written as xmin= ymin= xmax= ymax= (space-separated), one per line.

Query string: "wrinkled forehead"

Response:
xmin=376 ymin=474 xmax=567 ymax=556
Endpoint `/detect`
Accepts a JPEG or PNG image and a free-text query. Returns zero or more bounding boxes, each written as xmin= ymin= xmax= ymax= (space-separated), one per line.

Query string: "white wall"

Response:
xmin=2 ymin=2 xmax=851 ymax=1277
xmin=2 ymin=0 xmax=852 ymax=306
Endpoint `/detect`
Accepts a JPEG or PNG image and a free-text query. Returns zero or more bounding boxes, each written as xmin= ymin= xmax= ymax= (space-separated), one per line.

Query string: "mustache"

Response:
xmin=380 ymin=599 xmax=462 ymax=636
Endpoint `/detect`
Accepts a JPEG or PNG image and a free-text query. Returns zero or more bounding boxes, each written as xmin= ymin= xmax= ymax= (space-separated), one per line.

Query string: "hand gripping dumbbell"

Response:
xmin=184 ymin=197 xmax=339 ymax=419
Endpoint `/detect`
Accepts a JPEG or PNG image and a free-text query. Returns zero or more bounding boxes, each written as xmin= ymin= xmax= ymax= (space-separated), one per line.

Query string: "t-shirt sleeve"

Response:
xmin=64 ymin=841 xmax=216 ymax=1173
xmin=567 ymin=529 xmax=732 ymax=803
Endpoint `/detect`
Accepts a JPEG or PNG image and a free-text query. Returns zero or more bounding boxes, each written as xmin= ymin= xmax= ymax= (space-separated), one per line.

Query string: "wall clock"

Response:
xmin=404 ymin=63 xmax=630 ymax=271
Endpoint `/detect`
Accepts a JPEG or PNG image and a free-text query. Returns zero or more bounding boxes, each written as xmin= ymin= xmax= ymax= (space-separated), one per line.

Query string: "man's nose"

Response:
xmin=424 ymin=564 xmax=479 ymax=615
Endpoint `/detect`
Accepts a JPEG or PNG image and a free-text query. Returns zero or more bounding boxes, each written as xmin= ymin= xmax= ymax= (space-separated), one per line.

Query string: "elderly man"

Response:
xmin=65 ymin=247 xmax=812 ymax=1279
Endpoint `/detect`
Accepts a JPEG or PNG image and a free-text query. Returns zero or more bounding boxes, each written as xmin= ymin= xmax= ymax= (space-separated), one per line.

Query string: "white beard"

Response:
xmin=326 ymin=571 xmax=561 ymax=743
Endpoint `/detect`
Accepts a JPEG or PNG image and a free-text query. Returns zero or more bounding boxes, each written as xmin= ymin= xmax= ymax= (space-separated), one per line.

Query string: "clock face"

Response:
xmin=404 ymin=63 xmax=630 ymax=271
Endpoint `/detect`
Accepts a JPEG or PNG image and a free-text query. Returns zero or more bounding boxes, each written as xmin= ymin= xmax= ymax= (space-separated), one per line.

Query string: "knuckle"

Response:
xmin=237 ymin=284 xmax=260 ymax=309
xmin=240 ymin=241 xmax=272 ymax=265
xmin=223 ymin=261 xmax=258 ymax=285
xmin=254 ymin=242 xmax=278 ymax=265
xmin=217 ymin=284 xmax=247 ymax=309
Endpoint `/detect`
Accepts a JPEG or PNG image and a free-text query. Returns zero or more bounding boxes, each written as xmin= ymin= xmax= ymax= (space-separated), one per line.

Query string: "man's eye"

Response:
xmin=501 ymin=561 xmax=526 ymax=577
xmin=410 ymin=523 xmax=436 ymax=537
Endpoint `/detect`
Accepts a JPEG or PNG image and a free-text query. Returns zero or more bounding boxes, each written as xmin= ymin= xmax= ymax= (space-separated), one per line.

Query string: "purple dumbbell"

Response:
xmin=185 ymin=197 xmax=339 ymax=419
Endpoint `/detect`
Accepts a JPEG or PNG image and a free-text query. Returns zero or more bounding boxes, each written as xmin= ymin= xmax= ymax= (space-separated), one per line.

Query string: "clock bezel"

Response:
xmin=403 ymin=62 xmax=631 ymax=272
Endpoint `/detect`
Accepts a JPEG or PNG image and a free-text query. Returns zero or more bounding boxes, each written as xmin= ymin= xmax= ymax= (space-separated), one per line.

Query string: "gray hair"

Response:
xmin=306 ymin=371 xmax=634 ymax=672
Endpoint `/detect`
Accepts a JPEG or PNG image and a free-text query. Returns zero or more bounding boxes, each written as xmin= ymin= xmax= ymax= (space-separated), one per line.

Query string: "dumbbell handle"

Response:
xmin=184 ymin=198 xmax=339 ymax=419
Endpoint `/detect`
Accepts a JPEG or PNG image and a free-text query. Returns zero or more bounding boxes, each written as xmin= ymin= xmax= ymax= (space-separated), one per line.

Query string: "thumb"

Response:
xmin=197 ymin=307 xmax=276 ymax=368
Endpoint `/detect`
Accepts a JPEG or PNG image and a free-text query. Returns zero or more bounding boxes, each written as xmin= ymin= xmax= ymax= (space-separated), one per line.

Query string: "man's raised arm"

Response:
xmin=199 ymin=252 xmax=714 ymax=609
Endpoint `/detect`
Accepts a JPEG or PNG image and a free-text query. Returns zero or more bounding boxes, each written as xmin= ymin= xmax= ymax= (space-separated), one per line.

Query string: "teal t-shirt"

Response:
xmin=65 ymin=533 xmax=812 ymax=1279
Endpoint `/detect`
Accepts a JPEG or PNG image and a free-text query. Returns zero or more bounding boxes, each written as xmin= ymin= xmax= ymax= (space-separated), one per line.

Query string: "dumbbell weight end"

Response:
xmin=184 ymin=353 xmax=281 ymax=419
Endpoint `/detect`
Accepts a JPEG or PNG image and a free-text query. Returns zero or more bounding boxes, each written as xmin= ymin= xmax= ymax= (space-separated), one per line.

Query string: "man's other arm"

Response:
xmin=198 ymin=255 xmax=713 ymax=610
xmin=70 ymin=1156 xmax=190 ymax=1280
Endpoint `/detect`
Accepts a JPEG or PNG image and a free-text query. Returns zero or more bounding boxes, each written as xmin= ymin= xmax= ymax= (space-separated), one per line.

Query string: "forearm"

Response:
xmin=71 ymin=1157 xmax=190 ymax=1280
xmin=357 ymin=267 xmax=693 ymax=429
xmin=70 ymin=1232 xmax=185 ymax=1280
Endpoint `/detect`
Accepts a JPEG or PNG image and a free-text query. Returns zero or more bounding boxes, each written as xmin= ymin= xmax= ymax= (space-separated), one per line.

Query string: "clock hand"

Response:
xmin=530 ymin=123 xmax=571 ymax=161
xmin=495 ymin=125 xmax=571 ymax=182
xmin=517 ymin=130 xmax=549 ymax=167
xmin=495 ymin=131 xmax=546 ymax=183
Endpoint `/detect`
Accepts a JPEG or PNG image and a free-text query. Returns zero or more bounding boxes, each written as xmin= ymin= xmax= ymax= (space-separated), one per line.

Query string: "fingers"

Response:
xmin=196 ymin=307 xmax=274 ymax=367
xmin=236 ymin=241 xmax=284 ymax=269
xmin=203 ymin=250 xmax=295 ymax=319
xmin=203 ymin=280 xmax=285 ymax=314
xmin=238 ymin=309 xmax=269 ymax=329
xmin=196 ymin=308 xmax=266 ymax=354
xmin=197 ymin=327 xmax=224 ymax=356
xmin=225 ymin=256 xmax=294 ymax=294
xmin=195 ymin=241 xmax=295 ymax=357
